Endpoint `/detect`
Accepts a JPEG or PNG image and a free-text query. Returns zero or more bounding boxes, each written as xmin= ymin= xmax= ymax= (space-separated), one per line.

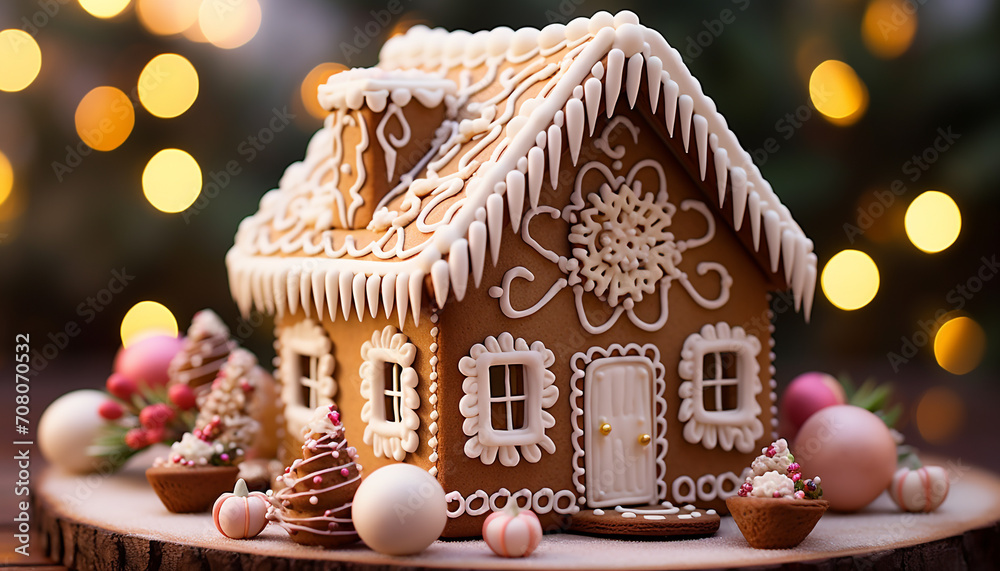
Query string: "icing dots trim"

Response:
xmin=458 ymin=333 xmax=557 ymax=467
xmin=359 ymin=325 xmax=420 ymax=461
xmin=445 ymin=488 xmax=579 ymax=518
xmin=677 ymin=322 xmax=763 ymax=454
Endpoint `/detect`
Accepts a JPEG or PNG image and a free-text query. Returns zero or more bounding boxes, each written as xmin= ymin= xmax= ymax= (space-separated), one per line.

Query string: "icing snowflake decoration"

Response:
xmin=569 ymin=179 xmax=681 ymax=308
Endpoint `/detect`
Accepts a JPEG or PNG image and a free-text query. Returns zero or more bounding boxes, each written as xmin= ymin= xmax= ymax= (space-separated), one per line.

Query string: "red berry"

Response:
xmin=98 ymin=400 xmax=124 ymax=420
xmin=145 ymin=427 xmax=165 ymax=443
xmin=139 ymin=403 xmax=175 ymax=429
xmin=106 ymin=373 xmax=138 ymax=401
xmin=168 ymin=383 xmax=197 ymax=410
xmin=124 ymin=428 xmax=148 ymax=450
xmin=765 ymin=445 xmax=776 ymax=458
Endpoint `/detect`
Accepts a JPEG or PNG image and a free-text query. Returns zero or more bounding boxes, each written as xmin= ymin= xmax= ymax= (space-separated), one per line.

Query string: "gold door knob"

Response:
xmin=599 ymin=422 xmax=612 ymax=435
xmin=638 ymin=434 xmax=651 ymax=446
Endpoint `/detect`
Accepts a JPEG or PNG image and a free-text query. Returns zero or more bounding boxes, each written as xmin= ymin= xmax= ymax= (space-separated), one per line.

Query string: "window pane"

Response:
xmin=720 ymin=383 xmax=739 ymax=411
xmin=702 ymin=353 xmax=717 ymax=379
xmin=298 ymin=354 xmax=313 ymax=406
xmin=509 ymin=398 xmax=525 ymax=430
xmin=509 ymin=364 xmax=524 ymax=398
xmin=491 ymin=400 xmax=509 ymax=430
xmin=720 ymin=351 xmax=739 ymax=379
xmin=489 ymin=365 xmax=507 ymax=398
xmin=383 ymin=362 xmax=401 ymax=423
xmin=703 ymin=384 xmax=739 ymax=411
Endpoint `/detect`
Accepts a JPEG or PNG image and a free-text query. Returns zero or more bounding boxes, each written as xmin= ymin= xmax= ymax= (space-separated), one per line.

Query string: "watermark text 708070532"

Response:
xmin=14 ymin=333 xmax=34 ymax=556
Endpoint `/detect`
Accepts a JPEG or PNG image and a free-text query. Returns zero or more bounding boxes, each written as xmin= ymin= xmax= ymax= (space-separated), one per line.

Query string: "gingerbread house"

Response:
xmin=226 ymin=10 xmax=817 ymax=538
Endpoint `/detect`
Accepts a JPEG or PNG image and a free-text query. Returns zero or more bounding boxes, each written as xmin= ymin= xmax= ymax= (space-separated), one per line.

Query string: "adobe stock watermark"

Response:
xmin=843 ymin=126 xmax=960 ymax=243
xmin=27 ymin=267 xmax=135 ymax=376
xmin=681 ymin=0 xmax=753 ymax=63
xmin=16 ymin=0 xmax=72 ymax=37
xmin=182 ymin=106 xmax=296 ymax=223
xmin=876 ymin=458 xmax=971 ymax=543
xmin=340 ymin=0 xmax=415 ymax=63
xmin=887 ymin=253 xmax=998 ymax=372
xmin=871 ymin=0 xmax=929 ymax=40
xmin=544 ymin=0 xmax=588 ymax=25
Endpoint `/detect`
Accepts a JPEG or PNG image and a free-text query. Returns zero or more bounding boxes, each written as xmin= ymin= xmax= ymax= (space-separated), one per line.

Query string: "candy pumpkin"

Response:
xmin=213 ymin=479 xmax=269 ymax=539
xmin=482 ymin=500 xmax=543 ymax=558
xmin=888 ymin=466 xmax=949 ymax=513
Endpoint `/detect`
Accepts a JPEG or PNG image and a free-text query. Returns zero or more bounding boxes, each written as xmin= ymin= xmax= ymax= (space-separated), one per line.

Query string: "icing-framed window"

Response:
xmin=278 ymin=319 xmax=336 ymax=436
xmin=360 ymin=326 xmax=419 ymax=461
xmin=678 ymin=322 xmax=763 ymax=454
xmin=459 ymin=333 xmax=558 ymax=467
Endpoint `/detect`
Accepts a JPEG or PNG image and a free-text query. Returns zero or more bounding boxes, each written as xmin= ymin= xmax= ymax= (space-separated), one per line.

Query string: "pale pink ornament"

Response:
xmin=212 ymin=479 xmax=269 ymax=539
xmin=482 ymin=501 xmax=543 ymax=558
xmin=888 ymin=466 xmax=949 ymax=513
xmin=114 ymin=335 xmax=184 ymax=388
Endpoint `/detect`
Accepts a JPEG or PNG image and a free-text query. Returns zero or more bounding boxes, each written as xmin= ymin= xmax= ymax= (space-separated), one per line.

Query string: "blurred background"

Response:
xmin=0 ymin=0 xmax=997 ymax=474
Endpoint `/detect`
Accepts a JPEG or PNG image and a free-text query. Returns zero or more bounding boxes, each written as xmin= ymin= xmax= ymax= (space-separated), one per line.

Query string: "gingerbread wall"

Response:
xmin=434 ymin=104 xmax=777 ymax=537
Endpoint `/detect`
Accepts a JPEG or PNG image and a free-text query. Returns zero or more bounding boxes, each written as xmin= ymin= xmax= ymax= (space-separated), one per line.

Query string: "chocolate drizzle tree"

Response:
xmin=168 ymin=309 xmax=236 ymax=402
xmin=267 ymin=404 xmax=362 ymax=547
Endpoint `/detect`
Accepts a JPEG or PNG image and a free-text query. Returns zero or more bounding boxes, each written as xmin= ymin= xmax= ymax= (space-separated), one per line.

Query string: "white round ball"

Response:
xmin=352 ymin=464 xmax=446 ymax=555
xmin=39 ymin=390 xmax=110 ymax=474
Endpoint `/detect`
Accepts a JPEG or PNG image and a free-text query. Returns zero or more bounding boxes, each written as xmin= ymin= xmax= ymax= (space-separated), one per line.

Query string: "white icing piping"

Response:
xmin=227 ymin=11 xmax=816 ymax=324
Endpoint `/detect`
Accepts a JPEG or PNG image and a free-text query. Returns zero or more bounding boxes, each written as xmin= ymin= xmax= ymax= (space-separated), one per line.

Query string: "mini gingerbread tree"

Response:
xmin=168 ymin=309 xmax=236 ymax=401
xmin=267 ymin=404 xmax=362 ymax=547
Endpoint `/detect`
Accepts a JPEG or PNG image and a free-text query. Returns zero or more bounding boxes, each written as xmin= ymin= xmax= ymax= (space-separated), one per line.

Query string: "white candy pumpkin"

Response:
xmin=213 ymin=479 xmax=269 ymax=539
xmin=482 ymin=501 xmax=543 ymax=558
xmin=887 ymin=466 xmax=949 ymax=513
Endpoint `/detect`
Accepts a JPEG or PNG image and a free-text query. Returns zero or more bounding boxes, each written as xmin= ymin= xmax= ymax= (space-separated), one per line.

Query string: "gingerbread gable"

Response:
xmin=226 ymin=11 xmax=817 ymax=327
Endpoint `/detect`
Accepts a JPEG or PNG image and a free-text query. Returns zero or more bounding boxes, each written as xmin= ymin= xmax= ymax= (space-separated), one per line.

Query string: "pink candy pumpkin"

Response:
xmin=482 ymin=501 xmax=543 ymax=558
xmin=888 ymin=466 xmax=949 ymax=513
xmin=213 ymin=479 xmax=269 ymax=539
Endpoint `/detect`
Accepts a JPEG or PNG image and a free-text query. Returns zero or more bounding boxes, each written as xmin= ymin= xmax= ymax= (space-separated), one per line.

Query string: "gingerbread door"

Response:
xmin=583 ymin=356 xmax=657 ymax=508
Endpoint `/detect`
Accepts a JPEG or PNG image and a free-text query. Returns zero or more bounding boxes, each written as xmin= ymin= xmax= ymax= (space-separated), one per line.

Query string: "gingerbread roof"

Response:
xmin=226 ymin=11 xmax=818 ymax=327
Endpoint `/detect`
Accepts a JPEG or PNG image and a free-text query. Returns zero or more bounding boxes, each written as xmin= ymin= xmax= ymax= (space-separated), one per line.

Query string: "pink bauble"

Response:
xmin=888 ymin=466 xmax=949 ymax=512
xmin=114 ymin=335 xmax=184 ymax=388
xmin=779 ymin=372 xmax=846 ymax=441
xmin=483 ymin=504 xmax=543 ymax=558
xmin=213 ymin=479 xmax=270 ymax=539
xmin=794 ymin=405 xmax=896 ymax=512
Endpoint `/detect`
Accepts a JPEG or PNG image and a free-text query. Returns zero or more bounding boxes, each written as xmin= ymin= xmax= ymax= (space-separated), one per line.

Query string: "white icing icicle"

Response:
xmin=431 ymin=259 xmax=450 ymax=308
xmin=731 ymin=167 xmax=748 ymax=231
xmin=662 ymin=78 xmax=679 ymax=136
xmin=748 ymin=191 xmax=762 ymax=249
xmin=339 ymin=271 xmax=353 ymax=321
xmin=408 ymin=270 xmax=424 ymax=327
xmin=469 ymin=220 xmax=488 ymax=288
xmin=352 ymin=272 xmax=366 ymax=321
xmin=366 ymin=274 xmax=381 ymax=318
xmin=764 ymin=210 xmax=782 ymax=273
xmin=449 ymin=239 xmax=470 ymax=301
xmin=781 ymin=230 xmax=797 ymax=284
xmin=584 ymin=77 xmax=602 ymax=135
xmin=646 ymin=56 xmax=662 ymax=113
xmin=693 ymin=114 xmax=709 ymax=180
xmin=299 ymin=270 xmax=312 ymax=318
xmin=714 ymin=147 xmax=729 ymax=204
xmin=486 ymin=193 xmax=504 ymax=265
xmin=678 ymin=94 xmax=693 ymax=151
xmin=547 ymin=124 xmax=561 ymax=190
xmin=381 ymin=273 xmax=396 ymax=318
xmin=395 ymin=272 xmax=409 ymax=329
xmin=322 ymin=270 xmax=337 ymax=322
xmin=506 ymin=171 xmax=525 ymax=232
xmin=527 ymin=146 xmax=545 ymax=208
xmin=604 ymin=49 xmax=624 ymax=117
xmin=565 ymin=98 xmax=584 ymax=165
xmin=626 ymin=53 xmax=643 ymax=108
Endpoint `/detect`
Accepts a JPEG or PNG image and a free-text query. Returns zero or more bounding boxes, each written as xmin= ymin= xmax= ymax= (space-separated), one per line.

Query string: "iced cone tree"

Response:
xmin=267 ymin=404 xmax=362 ymax=547
xmin=168 ymin=309 xmax=236 ymax=402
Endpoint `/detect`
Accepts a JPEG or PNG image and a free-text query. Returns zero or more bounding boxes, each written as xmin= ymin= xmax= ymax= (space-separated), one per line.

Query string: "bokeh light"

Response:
xmin=0 ymin=30 xmax=42 ymax=92
xmin=809 ymin=60 xmax=868 ymax=125
xmin=136 ymin=0 xmax=200 ymax=36
xmin=301 ymin=62 xmax=347 ymax=120
xmin=0 ymin=151 xmax=13 ymax=207
xmin=120 ymin=301 xmax=178 ymax=347
xmin=198 ymin=0 xmax=262 ymax=49
xmin=78 ymin=0 xmax=132 ymax=19
xmin=138 ymin=54 xmax=199 ymax=119
xmin=142 ymin=149 xmax=202 ymax=213
xmin=915 ymin=386 xmax=965 ymax=444
xmin=934 ymin=316 xmax=986 ymax=375
xmin=904 ymin=190 xmax=961 ymax=253
xmin=821 ymin=249 xmax=880 ymax=310
xmin=74 ymin=86 xmax=135 ymax=152
xmin=862 ymin=0 xmax=918 ymax=59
